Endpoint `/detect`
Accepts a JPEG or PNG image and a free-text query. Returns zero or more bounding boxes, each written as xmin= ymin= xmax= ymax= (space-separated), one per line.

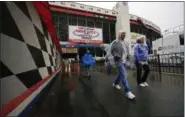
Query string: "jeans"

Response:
xmin=107 ymin=64 xmax=112 ymax=74
xmin=84 ymin=65 xmax=90 ymax=74
xmin=135 ymin=62 xmax=150 ymax=84
xmin=114 ymin=63 xmax=131 ymax=93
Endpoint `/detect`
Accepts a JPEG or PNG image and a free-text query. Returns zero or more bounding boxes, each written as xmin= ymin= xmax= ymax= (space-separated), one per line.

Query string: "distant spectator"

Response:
xmin=81 ymin=50 xmax=96 ymax=77
xmin=146 ymin=39 xmax=151 ymax=54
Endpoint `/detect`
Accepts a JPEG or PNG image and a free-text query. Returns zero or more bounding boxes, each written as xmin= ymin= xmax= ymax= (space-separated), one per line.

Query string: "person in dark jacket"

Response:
xmin=134 ymin=36 xmax=150 ymax=87
xmin=146 ymin=39 xmax=151 ymax=54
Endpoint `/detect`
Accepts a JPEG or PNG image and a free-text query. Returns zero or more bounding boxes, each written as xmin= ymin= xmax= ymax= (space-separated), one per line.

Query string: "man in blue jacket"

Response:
xmin=81 ymin=50 xmax=96 ymax=76
xmin=134 ymin=36 xmax=150 ymax=87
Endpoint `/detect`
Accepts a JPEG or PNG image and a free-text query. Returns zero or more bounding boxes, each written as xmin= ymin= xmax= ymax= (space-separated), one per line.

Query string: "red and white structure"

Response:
xmin=0 ymin=2 xmax=61 ymax=117
xmin=49 ymin=2 xmax=162 ymax=57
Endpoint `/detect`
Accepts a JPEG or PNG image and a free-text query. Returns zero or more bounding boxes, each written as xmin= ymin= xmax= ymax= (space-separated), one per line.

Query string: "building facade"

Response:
xmin=49 ymin=2 xmax=162 ymax=58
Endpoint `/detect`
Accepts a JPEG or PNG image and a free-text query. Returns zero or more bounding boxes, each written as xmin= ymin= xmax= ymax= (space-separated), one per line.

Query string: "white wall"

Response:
xmin=114 ymin=2 xmax=131 ymax=54
xmin=152 ymin=34 xmax=181 ymax=54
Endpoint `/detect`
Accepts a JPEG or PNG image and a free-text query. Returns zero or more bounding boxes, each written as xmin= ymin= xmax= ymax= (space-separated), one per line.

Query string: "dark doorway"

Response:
xmin=78 ymin=47 xmax=88 ymax=60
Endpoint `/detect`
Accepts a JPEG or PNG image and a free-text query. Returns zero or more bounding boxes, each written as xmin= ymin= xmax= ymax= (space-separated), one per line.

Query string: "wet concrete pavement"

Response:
xmin=91 ymin=71 xmax=184 ymax=117
xmin=32 ymin=70 xmax=184 ymax=117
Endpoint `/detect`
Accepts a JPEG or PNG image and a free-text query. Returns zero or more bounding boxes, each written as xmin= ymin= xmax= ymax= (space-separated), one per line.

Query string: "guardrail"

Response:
xmin=64 ymin=53 xmax=184 ymax=76
xmin=94 ymin=53 xmax=184 ymax=75
xmin=148 ymin=53 xmax=184 ymax=74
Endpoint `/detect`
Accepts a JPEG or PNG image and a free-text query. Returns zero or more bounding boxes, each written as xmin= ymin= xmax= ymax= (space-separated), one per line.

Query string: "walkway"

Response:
xmin=30 ymin=69 xmax=184 ymax=117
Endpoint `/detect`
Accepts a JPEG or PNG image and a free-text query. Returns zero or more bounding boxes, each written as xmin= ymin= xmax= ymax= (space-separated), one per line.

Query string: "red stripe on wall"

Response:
xmin=108 ymin=17 xmax=114 ymax=20
xmin=50 ymin=5 xmax=116 ymax=20
xmin=130 ymin=20 xmax=161 ymax=34
xmin=146 ymin=25 xmax=161 ymax=33
xmin=0 ymin=70 xmax=59 ymax=117
xmin=50 ymin=6 xmax=95 ymax=17
xmin=130 ymin=20 xmax=142 ymax=26
xmin=32 ymin=2 xmax=61 ymax=52
xmin=49 ymin=4 xmax=116 ymax=18
xmin=50 ymin=6 xmax=67 ymax=12
xmin=68 ymin=39 xmax=103 ymax=44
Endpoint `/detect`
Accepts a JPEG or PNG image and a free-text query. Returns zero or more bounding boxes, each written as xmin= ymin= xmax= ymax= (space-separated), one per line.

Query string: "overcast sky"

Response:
xmin=77 ymin=2 xmax=184 ymax=32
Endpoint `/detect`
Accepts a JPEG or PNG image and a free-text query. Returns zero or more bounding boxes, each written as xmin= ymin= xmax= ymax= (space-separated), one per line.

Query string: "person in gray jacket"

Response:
xmin=111 ymin=30 xmax=135 ymax=100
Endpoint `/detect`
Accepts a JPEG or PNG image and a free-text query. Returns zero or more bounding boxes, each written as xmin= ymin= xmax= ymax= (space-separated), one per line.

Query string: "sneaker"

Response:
xmin=113 ymin=83 xmax=121 ymax=90
xmin=85 ymin=72 xmax=90 ymax=76
xmin=143 ymin=82 xmax=149 ymax=86
xmin=126 ymin=91 xmax=136 ymax=100
xmin=139 ymin=83 xmax=146 ymax=87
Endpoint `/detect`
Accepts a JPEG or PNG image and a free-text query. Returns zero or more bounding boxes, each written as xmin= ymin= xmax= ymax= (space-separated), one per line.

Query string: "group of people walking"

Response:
xmin=81 ymin=30 xmax=150 ymax=100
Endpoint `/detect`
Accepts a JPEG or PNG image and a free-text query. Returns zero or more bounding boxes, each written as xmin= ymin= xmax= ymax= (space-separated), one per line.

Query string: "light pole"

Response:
xmin=162 ymin=35 xmax=164 ymax=54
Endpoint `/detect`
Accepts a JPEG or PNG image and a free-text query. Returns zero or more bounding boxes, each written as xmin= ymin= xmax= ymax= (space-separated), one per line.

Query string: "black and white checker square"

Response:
xmin=1 ymin=2 xmax=60 ymax=92
xmin=0 ymin=74 xmax=28 ymax=108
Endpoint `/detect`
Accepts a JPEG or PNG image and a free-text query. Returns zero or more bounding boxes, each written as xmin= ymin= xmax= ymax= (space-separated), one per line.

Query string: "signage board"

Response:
xmin=68 ymin=25 xmax=103 ymax=44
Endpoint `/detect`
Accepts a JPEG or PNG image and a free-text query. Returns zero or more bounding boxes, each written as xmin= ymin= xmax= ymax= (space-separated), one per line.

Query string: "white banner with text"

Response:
xmin=68 ymin=25 xmax=103 ymax=44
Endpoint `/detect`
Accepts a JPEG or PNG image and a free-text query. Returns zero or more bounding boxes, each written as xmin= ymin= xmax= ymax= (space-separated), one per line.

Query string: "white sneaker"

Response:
xmin=113 ymin=83 xmax=121 ymax=90
xmin=139 ymin=83 xmax=146 ymax=87
xmin=143 ymin=82 xmax=149 ymax=86
xmin=126 ymin=91 xmax=136 ymax=100
xmin=85 ymin=72 xmax=90 ymax=76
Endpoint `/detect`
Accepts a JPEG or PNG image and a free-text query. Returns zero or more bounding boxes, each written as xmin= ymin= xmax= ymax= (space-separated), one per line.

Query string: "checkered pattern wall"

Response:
xmin=0 ymin=2 xmax=61 ymax=107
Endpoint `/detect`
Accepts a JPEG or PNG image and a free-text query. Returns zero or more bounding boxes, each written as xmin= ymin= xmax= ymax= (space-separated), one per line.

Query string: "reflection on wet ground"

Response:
xmin=32 ymin=69 xmax=184 ymax=117
xmin=79 ymin=76 xmax=110 ymax=117
xmin=93 ymin=66 xmax=184 ymax=87
xmin=149 ymin=71 xmax=184 ymax=87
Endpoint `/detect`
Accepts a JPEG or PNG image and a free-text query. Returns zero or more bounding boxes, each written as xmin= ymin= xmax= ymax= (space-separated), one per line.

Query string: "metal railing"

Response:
xmin=148 ymin=53 xmax=184 ymax=74
xmin=70 ymin=53 xmax=184 ymax=75
xmin=162 ymin=24 xmax=184 ymax=36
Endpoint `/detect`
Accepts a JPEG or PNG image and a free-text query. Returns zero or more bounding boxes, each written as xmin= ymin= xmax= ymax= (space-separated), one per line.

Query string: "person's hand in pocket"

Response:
xmin=114 ymin=56 xmax=121 ymax=62
xmin=138 ymin=61 xmax=144 ymax=65
xmin=143 ymin=61 xmax=148 ymax=65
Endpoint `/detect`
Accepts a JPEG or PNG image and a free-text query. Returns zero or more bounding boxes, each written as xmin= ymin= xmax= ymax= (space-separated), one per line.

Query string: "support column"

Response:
xmin=113 ymin=2 xmax=131 ymax=54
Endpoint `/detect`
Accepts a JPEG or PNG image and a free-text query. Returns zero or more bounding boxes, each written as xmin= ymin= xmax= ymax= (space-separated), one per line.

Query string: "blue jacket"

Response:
xmin=134 ymin=44 xmax=149 ymax=62
xmin=81 ymin=52 xmax=96 ymax=67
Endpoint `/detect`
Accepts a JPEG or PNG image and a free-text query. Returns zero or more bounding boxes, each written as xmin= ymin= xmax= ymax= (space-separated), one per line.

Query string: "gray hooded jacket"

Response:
xmin=111 ymin=30 xmax=130 ymax=66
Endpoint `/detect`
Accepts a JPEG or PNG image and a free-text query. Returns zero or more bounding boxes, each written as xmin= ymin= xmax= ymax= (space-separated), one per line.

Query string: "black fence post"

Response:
xmin=157 ymin=54 xmax=162 ymax=81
